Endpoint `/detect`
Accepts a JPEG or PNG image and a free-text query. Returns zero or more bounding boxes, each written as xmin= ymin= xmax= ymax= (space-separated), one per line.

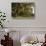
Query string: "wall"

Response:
xmin=0 ymin=0 xmax=46 ymax=46
xmin=0 ymin=0 xmax=46 ymax=27
xmin=0 ymin=29 xmax=46 ymax=46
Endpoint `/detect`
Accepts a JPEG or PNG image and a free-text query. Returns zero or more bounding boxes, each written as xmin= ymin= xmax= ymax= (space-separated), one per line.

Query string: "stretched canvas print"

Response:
xmin=11 ymin=3 xmax=35 ymax=19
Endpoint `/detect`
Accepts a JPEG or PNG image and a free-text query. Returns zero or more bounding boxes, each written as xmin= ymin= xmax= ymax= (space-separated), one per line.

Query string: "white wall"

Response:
xmin=0 ymin=0 xmax=46 ymax=27
xmin=0 ymin=30 xmax=46 ymax=46
xmin=0 ymin=1 xmax=46 ymax=46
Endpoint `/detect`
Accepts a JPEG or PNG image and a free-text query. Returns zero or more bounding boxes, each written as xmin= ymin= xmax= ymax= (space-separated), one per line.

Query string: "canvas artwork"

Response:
xmin=11 ymin=3 xmax=35 ymax=19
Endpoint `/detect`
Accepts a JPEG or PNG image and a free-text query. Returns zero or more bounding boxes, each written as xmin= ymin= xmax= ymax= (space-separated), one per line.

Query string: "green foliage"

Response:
xmin=0 ymin=11 xmax=6 ymax=28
